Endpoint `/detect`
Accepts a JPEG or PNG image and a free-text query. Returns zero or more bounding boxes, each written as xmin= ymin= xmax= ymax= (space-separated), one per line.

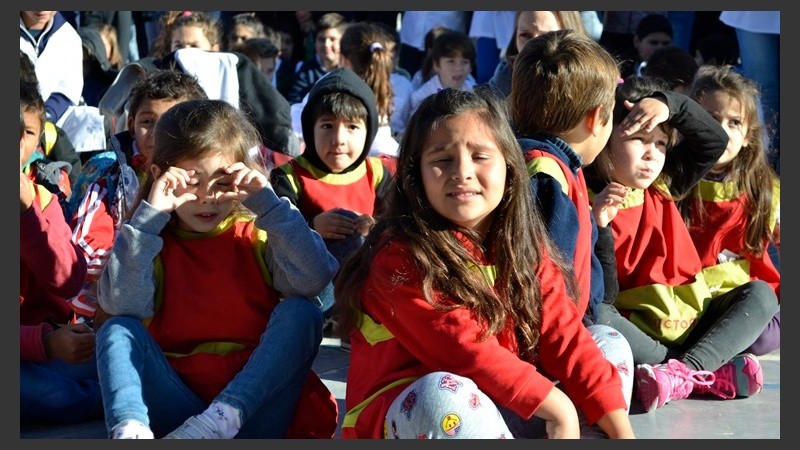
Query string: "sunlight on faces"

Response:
xmin=434 ymin=55 xmax=472 ymax=89
xmin=316 ymin=28 xmax=342 ymax=68
xmin=171 ymin=153 xmax=238 ymax=233
xmin=171 ymin=25 xmax=217 ymax=52
xmin=698 ymin=91 xmax=749 ymax=172
xmin=128 ymin=99 xmax=183 ymax=162
xmin=516 ymin=11 xmax=562 ymax=52
xmin=21 ymin=111 xmax=42 ymax=167
xmin=608 ymin=124 xmax=668 ymax=189
xmin=421 ymin=112 xmax=506 ymax=238
xmin=313 ymin=114 xmax=367 ymax=173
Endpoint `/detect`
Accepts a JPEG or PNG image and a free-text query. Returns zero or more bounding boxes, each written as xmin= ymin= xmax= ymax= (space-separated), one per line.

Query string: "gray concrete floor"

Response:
xmin=20 ymin=340 xmax=779 ymax=439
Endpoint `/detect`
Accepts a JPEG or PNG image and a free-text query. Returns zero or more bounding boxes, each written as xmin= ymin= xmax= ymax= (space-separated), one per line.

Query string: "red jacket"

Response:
xmin=20 ymin=183 xmax=86 ymax=362
xmin=342 ymin=236 xmax=625 ymax=438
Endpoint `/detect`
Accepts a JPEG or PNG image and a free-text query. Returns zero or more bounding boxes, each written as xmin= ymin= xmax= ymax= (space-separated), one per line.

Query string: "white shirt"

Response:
xmin=399 ymin=11 xmax=470 ymax=51
xmin=720 ymin=11 xmax=780 ymax=35
xmin=468 ymin=11 xmax=516 ymax=51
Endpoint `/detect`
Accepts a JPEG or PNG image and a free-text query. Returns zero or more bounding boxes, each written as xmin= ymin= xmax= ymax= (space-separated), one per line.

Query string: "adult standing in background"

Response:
xmin=719 ymin=11 xmax=780 ymax=174
xmin=468 ymin=11 xmax=515 ymax=84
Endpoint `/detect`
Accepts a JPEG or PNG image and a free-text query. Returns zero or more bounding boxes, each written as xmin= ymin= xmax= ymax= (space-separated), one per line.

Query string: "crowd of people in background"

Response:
xmin=20 ymin=10 xmax=780 ymax=439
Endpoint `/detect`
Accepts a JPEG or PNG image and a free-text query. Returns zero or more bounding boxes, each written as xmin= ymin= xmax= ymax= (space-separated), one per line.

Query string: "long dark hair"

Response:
xmin=335 ymin=87 xmax=578 ymax=360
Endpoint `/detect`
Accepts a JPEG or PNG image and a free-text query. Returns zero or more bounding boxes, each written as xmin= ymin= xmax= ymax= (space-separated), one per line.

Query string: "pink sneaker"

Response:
xmin=635 ymin=359 xmax=715 ymax=412
xmin=694 ymin=353 xmax=764 ymax=399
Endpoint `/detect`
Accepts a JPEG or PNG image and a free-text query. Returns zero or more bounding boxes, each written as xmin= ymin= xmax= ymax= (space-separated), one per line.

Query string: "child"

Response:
xmin=339 ymin=21 xmax=400 ymax=160
xmin=401 ymin=30 xmax=476 ymax=126
xmin=409 ymin=25 xmax=451 ymax=89
xmin=272 ymin=68 xmax=394 ymax=323
xmin=151 ymin=11 xmax=221 ymax=58
xmin=19 ymin=11 xmax=83 ymax=124
xmin=288 ymin=13 xmax=348 ymax=104
xmin=584 ymin=75 xmax=779 ymax=412
xmin=681 ymin=64 xmax=780 ymax=356
xmin=20 ymin=94 xmax=102 ymax=426
xmin=335 ymin=88 xmax=634 ymax=439
xmin=224 ymin=12 xmax=267 ymax=51
xmin=234 ymin=38 xmax=281 ymax=86
xmin=95 ymin=99 xmax=339 ymax=439
xmin=509 ymin=28 xmax=634 ymax=411
xmin=622 ymin=13 xmax=673 ymax=79
xmin=67 ymin=69 xmax=208 ymax=324
xmin=19 ymin=73 xmax=75 ymax=214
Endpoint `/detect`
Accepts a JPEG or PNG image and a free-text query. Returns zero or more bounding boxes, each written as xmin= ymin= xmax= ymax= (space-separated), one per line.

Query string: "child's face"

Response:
xmin=171 ymin=25 xmax=218 ymax=53
xmin=607 ymin=123 xmax=668 ymax=189
xmin=280 ymin=31 xmax=293 ymax=59
xmin=171 ymin=153 xmax=237 ymax=233
xmin=315 ymin=28 xmax=342 ymax=68
xmin=20 ymin=110 xmax=42 ymax=167
xmin=258 ymin=56 xmax=278 ymax=81
xmin=128 ymin=98 xmax=182 ymax=162
xmin=313 ymin=114 xmax=367 ymax=173
xmin=20 ymin=11 xmax=55 ymax=30
xmin=434 ymin=54 xmax=472 ymax=89
xmin=515 ymin=11 xmax=561 ymax=53
xmin=698 ymin=90 xmax=749 ymax=172
xmin=634 ymin=32 xmax=671 ymax=62
xmin=228 ymin=24 xmax=258 ymax=48
xmin=420 ymin=112 xmax=506 ymax=238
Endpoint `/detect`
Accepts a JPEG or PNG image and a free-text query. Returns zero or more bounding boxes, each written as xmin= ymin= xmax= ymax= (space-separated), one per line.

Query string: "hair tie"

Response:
xmin=182 ymin=11 xmax=193 ymax=17
xmin=369 ymin=42 xmax=383 ymax=53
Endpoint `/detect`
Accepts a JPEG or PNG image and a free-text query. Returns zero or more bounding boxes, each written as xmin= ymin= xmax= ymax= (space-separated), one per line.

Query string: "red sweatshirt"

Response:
xmin=20 ymin=183 xmax=86 ymax=362
xmin=342 ymin=236 xmax=625 ymax=438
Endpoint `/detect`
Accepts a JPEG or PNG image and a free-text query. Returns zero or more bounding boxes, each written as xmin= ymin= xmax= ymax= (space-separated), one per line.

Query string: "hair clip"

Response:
xmin=182 ymin=11 xmax=193 ymax=17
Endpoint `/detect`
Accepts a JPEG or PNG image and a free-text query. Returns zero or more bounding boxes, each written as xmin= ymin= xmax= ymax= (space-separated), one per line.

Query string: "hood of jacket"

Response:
xmin=301 ymin=67 xmax=378 ymax=173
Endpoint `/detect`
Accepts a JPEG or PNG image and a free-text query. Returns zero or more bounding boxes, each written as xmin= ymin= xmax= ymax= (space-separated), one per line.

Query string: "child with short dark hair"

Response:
xmin=406 ymin=30 xmax=476 ymax=119
xmin=20 ymin=87 xmax=100 ymax=427
xmin=287 ymin=12 xmax=348 ymax=104
xmin=95 ymin=99 xmax=339 ymax=439
xmin=224 ymin=12 xmax=267 ymax=51
xmin=271 ymin=68 xmax=394 ymax=324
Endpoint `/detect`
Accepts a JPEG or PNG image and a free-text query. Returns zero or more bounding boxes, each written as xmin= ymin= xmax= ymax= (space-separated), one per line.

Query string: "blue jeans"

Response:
xmin=736 ymin=28 xmax=780 ymax=171
xmin=20 ymin=357 xmax=103 ymax=426
xmin=95 ymin=296 xmax=323 ymax=438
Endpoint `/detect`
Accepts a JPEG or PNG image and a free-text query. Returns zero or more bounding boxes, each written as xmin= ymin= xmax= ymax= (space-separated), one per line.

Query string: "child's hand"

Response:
xmin=592 ymin=182 xmax=630 ymax=228
xmin=354 ymin=213 xmax=375 ymax=237
xmin=20 ymin=172 xmax=33 ymax=214
xmin=148 ymin=167 xmax=198 ymax=213
xmin=313 ymin=209 xmax=357 ymax=240
xmin=618 ymin=97 xmax=669 ymax=136
xmin=219 ymin=162 xmax=269 ymax=202
xmin=43 ymin=323 xmax=96 ymax=364
xmin=537 ymin=387 xmax=580 ymax=439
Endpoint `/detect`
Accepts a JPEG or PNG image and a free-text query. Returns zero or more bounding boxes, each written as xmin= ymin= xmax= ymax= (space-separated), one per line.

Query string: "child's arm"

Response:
xmin=623 ymin=91 xmax=728 ymax=196
xmin=96 ymin=201 xmax=170 ymax=318
xmin=595 ymin=409 xmax=636 ymax=438
xmin=229 ymin=162 xmax=338 ymax=298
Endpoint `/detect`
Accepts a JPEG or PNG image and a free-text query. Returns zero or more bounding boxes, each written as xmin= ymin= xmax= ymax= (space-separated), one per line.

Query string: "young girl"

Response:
xmin=340 ymin=21 xmax=400 ymax=160
xmin=95 ymin=99 xmax=340 ymax=439
xmin=151 ymin=11 xmax=221 ymax=58
xmin=335 ymin=88 xmax=634 ymax=439
xmin=398 ymin=30 xmax=477 ymax=131
xmin=585 ymin=76 xmax=779 ymax=412
xmin=681 ymin=64 xmax=780 ymax=356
